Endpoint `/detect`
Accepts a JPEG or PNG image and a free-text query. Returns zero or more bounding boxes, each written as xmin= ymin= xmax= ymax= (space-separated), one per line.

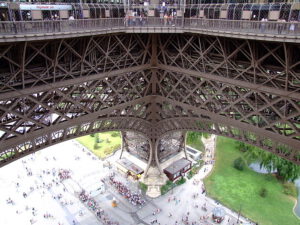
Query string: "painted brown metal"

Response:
xmin=0 ymin=33 xmax=299 ymax=167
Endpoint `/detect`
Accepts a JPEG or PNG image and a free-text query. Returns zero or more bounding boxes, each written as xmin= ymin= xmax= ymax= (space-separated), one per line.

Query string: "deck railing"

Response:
xmin=0 ymin=18 xmax=299 ymax=37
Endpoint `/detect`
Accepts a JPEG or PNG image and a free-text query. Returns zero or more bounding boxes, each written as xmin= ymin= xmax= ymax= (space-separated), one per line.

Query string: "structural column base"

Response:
xmin=142 ymin=166 xmax=168 ymax=198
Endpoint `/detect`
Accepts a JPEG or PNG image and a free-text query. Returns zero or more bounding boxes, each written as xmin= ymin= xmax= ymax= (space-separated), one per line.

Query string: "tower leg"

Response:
xmin=142 ymin=138 xmax=168 ymax=198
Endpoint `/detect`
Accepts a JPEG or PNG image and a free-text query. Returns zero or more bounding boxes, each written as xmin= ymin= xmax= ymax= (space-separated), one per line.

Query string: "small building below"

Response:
xmin=163 ymin=158 xmax=192 ymax=181
xmin=186 ymin=145 xmax=202 ymax=161
xmin=212 ymin=207 xmax=226 ymax=223
xmin=115 ymin=158 xmax=144 ymax=180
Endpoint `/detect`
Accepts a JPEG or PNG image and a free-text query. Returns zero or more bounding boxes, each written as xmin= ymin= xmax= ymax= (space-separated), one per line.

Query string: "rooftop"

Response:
xmin=117 ymin=158 xmax=144 ymax=174
xmin=164 ymin=158 xmax=191 ymax=174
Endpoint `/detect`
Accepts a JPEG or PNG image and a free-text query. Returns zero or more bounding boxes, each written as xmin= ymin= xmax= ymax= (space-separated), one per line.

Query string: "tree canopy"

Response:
xmin=236 ymin=141 xmax=300 ymax=182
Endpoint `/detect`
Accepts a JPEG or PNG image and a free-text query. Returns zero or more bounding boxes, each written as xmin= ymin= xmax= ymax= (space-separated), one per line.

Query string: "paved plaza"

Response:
xmin=0 ymin=137 xmax=253 ymax=225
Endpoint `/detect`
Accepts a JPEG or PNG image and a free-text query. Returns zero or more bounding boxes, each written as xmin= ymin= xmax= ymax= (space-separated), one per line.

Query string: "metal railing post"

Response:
xmin=0 ymin=15 xmax=299 ymax=37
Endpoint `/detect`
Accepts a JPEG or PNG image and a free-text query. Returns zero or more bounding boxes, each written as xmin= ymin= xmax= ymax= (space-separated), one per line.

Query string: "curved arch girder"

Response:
xmin=0 ymin=117 xmax=152 ymax=167
xmin=157 ymin=117 xmax=298 ymax=164
xmin=0 ymin=33 xmax=299 ymax=167
xmin=155 ymin=67 xmax=300 ymax=146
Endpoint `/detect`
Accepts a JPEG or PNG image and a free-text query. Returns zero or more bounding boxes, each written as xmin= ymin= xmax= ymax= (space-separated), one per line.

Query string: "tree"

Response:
xmin=275 ymin=158 xmax=300 ymax=182
xmin=243 ymin=144 xmax=300 ymax=182
xmin=93 ymin=142 xmax=99 ymax=150
xmin=233 ymin=157 xmax=245 ymax=171
xmin=186 ymin=131 xmax=201 ymax=144
xmin=259 ymin=188 xmax=268 ymax=198
xmin=235 ymin=141 xmax=254 ymax=152
xmin=187 ymin=131 xmax=211 ymax=144
xmin=95 ymin=133 xmax=101 ymax=143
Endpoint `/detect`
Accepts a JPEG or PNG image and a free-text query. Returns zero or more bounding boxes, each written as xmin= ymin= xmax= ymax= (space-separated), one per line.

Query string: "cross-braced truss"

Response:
xmin=157 ymin=131 xmax=185 ymax=163
xmin=0 ymin=33 xmax=299 ymax=167
xmin=121 ymin=131 xmax=150 ymax=162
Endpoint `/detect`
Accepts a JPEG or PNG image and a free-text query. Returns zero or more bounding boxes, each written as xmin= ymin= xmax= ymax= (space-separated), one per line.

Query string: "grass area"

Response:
xmin=187 ymin=141 xmax=204 ymax=152
xmin=186 ymin=133 xmax=205 ymax=152
xmin=204 ymin=136 xmax=300 ymax=225
xmin=76 ymin=131 xmax=121 ymax=159
xmin=0 ymin=151 xmax=15 ymax=160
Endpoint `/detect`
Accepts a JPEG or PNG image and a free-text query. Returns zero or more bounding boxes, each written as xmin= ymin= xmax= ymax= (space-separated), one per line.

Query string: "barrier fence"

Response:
xmin=0 ymin=18 xmax=299 ymax=36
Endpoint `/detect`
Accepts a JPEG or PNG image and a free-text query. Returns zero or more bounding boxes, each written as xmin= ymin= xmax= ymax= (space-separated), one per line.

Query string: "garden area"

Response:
xmin=187 ymin=159 xmax=204 ymax=179
xmin=160 ymin=177 xmax=186 ymax=195
xmin=76 ymin=131 xmax=121 ymax=159
xmin=204 ymin=136 xmax=299 ymax=225
xmin=186 ymin=131 xmax=206 ymax=152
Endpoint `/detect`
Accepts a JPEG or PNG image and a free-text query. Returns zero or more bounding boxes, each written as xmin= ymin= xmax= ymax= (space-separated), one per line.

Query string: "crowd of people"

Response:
xmin=2 ymin=137 xmax=257 ymax=225
xmin=1 ymin=10 xmax=299 ymax=37
xmin=3 ymin=154 xmax=81 ymax=225
xmin=108 ymin=175 xmax=146 ymax=207
xmin=79 ymin=190 xmax=119 ymax=225
xmin=58 ymin=169 xmax=71 ymax=181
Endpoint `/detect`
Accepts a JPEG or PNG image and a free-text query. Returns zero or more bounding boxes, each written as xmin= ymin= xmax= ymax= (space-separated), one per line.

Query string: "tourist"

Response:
xmin=289 ymin=21 xmax=296 ymax=34
xmin=278 ymin=18 xmax=286 ymax=34
xmin=108 ymin=175 xmax=146 ymax=206
xmin=260 ymin=18 xmax=267 ymax=33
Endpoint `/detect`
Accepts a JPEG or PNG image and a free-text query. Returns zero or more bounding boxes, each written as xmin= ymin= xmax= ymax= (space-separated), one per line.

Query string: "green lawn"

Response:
xmin=204 ymin=136 xmax=300 ymax=225
xmin=76 ymin=131 xmax=121 ymax=158
xmin=186 ymin=133 xmax=205 ymax=152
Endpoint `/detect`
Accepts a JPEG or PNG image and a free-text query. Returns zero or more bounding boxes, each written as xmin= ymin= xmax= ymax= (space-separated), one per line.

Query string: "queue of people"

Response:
xmin=108 ymin=175 xmax=146 ymax=207
xmin=79 ymin=190 xmax=119 ymax=225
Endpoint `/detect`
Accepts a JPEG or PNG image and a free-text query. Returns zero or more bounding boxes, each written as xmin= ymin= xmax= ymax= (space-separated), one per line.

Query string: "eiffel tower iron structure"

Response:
xmin=0 ymin=32 xmax=299 ymax=172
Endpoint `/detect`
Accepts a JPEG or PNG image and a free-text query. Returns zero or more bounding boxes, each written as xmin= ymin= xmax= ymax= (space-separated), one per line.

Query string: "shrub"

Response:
xmin=283 ymin=182 xmax=297 ymax=197
xmin=235 ymin=141 xmax=254 ymax=152
xmin=196 ymin=160 xmax=204 ymax=167
xmin=187 ymin=165 xmax=202 ymax=180
xmin=96 ymin=135 xmax=101 ymax=143
xmin=160 ymin=184 xmax=169 ymax=195
xmin=160 ymin=180 xmax=175 ymax=195
xmin=93 ymin=142 xmax=99 ymax=150
xmin=139 ymin=182 xmax=148 ymax=193
xmin=259 ymin=188 xmax=268 ymax=198
xmin=233 ymin=157 xmax=245 ymax=171
xmin=111 ymin=132 xmax=120 ymax=137
xmin=192 ymin=166 xmax=201 ymax=174
xmin=176 ymin=177 xmax=186 ymax=185
xmin=113 ymin=144 xmax=121 ymax=151
xmin=187 ymin=171 xmax=193 ymax=179
xmin=90 ymin=133 xmax=95 ymax=137
xmin=102 ymin=144 xmax=121 ymax=157
xmin=103 ymin=147 xmax=112 ymax=155
xmin=166 ymin=180 xmax=173 ymax=186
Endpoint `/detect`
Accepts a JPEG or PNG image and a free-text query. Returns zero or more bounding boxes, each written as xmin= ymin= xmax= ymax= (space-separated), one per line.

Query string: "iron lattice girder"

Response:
xmin=157 ymin=34 xmax=300 ymax=94
xmin=158 ymin=131 xmax=186 ymax=163
xmin=122 ymin=131 xmax=150 ymax=162
xmin=0 ymin=33 xmax=299 ymax=166
xmin=0 ymin=34 xmax=152 ymax=93
xmin=154 ymin=69 xmax=300 ymax=142
xmin=153 ymin=96 xmax=298 ymax=162
xmin=0 ymin=117 xmax=152 ymax=167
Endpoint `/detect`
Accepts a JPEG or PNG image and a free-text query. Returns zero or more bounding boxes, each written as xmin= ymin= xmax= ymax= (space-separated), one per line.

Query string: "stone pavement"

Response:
xmin=0 ymin=138 xmax=255 ymax=225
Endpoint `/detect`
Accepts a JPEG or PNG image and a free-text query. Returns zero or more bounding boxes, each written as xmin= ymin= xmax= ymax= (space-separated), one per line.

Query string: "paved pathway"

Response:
xmin=0 ymin=137 xmax=254 ymax=225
